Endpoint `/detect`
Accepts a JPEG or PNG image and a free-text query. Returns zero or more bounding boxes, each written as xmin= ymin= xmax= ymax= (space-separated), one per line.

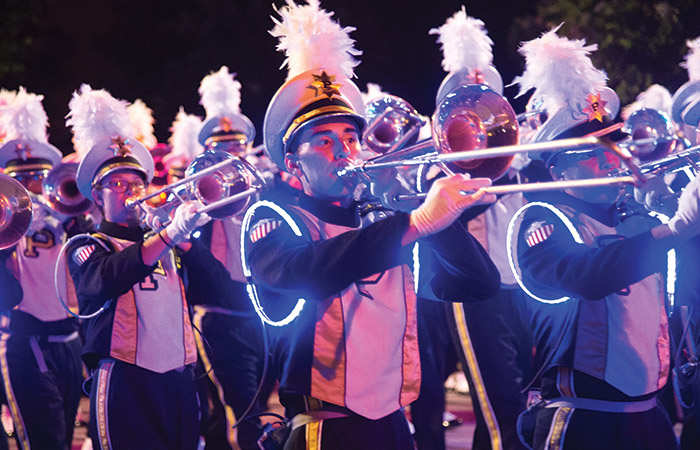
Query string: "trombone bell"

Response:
xmin=42 ymin=163 xmax=92 ymax=216
xmin=433 ymin=84 xmax=519 ymax=180
xmin=0 ymin=174 xmax=33 ymax=250
xmin=185 ymin=150 xmax=261 ymax=219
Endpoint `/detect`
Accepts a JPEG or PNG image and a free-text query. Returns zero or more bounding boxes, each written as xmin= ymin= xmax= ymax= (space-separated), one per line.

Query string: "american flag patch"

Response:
xmin=73 ymin=245 xmax=96 ymax=265
xmin=249 ymin=220 xmax=283 ymax=243
xmin=526 ymin=223 xmax=555 ymax=247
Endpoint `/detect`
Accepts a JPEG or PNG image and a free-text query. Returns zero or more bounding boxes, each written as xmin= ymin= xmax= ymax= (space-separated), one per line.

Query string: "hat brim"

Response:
xmin=0 ymin=139 xmax=62 ymax=169
xmin=671 ymin=80 xmax=700 ymax=125
xmin=76 ymin=136 xmax=154 ymax=198
xmin=198 ymin=114 xmax=256 ymax=146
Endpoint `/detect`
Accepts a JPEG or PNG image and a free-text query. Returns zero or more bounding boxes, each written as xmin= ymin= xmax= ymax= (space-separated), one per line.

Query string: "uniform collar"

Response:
xmin=528 ymin=190 xmax=620 ymax=227
xmin=97 ymin=220 xmax=145 ymax=241
xmin=297 ymin=192 xmax=360 ymax=227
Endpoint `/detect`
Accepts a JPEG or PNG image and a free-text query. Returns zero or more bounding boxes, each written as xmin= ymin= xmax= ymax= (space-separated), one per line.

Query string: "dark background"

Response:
xmin=2 ymin=0 xmax=700 ymax=154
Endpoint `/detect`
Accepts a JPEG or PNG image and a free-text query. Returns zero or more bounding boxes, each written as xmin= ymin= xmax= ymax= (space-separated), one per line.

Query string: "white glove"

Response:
xmin=409 ymin=173 xmax=495 ymax=238
xmin=27 ymin=196 xmax=49 ymax=234
xmin=668 ymin=176 xmax=700 ymax=238
xmin=633 ymin=175 xmax=677 ymax=217
xmin=140 ymin=202 xmax=171 ymax=232
xmin=164 ymin=201 xmax=211 ymax=244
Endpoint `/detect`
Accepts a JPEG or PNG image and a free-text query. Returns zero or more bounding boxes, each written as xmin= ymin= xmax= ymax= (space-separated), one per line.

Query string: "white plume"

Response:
xmin=0 ymin=87 xmax=49 ymax=143
xmin=682 ymin=37 xmax=700 ymax=81
xmin=361 ymin=82 xmax=389 ymax=105
xmin=199 ymin=66 xmax=242 ymax=119
xmin=168 ymin=107 xmax=203 ymax=162
xmin=513 ymin=24 xmax=607 ymax=115
xmin=65 ymin=84 xmax=134 ymax=158
xmin=128 ymin=99 xmax=158 ymax=149
xmin=621 ymin=84 xmax=672 ymax=120
xmin=429 ymin=6 xmax=493 ymax=73
xmin=270 ymin=0 xmax=361 ymax=80
xmin=0 ymin=89 xmax=17 ymax=107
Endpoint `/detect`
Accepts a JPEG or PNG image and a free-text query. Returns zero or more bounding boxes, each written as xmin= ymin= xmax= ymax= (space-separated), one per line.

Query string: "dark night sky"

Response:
xmin=2 ymin=0 xmax=697 ymax=154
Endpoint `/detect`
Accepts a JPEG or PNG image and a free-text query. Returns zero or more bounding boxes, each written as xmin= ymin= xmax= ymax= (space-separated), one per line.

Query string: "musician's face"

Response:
xmin=93 ymin=170 xmax=147 ymax=227
xmin=12 ymin=170 xmax=47 ymax=194
xmin=285 ymin=117 xmax=363 ymax=205
xmin=209 ymin=137 xmax=249 ymax=157
xmin=550 ymin=147 xmax=623 ymax=204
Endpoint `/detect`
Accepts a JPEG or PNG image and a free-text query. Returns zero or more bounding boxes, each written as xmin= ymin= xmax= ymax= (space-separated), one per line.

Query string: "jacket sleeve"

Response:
xmin=518 ymin=209 xmax=677 ymax=300
xmin=417 ymin=218 xmax=501 ymax=303
xmin=247 ymin=213 xmax=412 ymax=301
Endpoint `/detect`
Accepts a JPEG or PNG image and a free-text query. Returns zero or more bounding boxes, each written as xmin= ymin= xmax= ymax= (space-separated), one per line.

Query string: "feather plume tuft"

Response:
xmin=199 ymin=66 xmax=243 ymax=119
xmin=429 ymin=6 xmax=493 ymax=73
xmin=128 ymin=99 xmax=158 ymax=149
xmin=0 ymin=87 xmax=49 ymax=143
xmin=513 ymin=25 xmax=607 ymax=114
xmin=65 ymin=84 xmax=134 ymax=157
xmin=270 ymin=0 xmax=361 ymax=80
xmin=168 ymin=107 xmax=203 ymax=162
xmin=682 ymin=37 xmax=700 ymax=81
xmin=361 ymin=82 xmax=389 ymax=104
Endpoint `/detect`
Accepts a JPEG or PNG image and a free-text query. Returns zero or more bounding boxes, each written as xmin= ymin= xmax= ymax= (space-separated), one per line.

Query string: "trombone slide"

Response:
xmin=393 ymin=176 xmax=638 ymax=202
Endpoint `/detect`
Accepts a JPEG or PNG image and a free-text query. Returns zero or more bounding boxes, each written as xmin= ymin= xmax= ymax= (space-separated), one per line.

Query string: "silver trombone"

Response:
xmin=126 ymin=149 xmax=268 ymax=222
xmin=0 ymin=174 xmax=33 ymax=250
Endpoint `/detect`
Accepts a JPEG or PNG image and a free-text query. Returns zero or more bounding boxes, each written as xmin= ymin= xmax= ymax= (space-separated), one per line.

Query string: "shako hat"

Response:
xmin=198 ymin=66 xmax=255 ymax=147
xmin=430 ymin=6 xmax=504 ymax=105
xmin=0 ymin=87 xmax=61 ymax=174
xmin=66 ymin=84 xmax=153 ymax=198
xmin=263 ymin=0 xmax=366 ymax=171
xmin=512 ymin=24 xmax=621 ymax=165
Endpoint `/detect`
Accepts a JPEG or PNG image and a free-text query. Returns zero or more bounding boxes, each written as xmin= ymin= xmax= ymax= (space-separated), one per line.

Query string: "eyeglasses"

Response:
xmin=100 ymin=179 xmax=146 ymax=193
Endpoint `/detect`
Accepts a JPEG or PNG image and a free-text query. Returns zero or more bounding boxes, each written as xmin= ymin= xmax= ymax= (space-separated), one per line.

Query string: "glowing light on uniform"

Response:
xmin=240 ymin=200 xmax=306 ymax=326
xmin=652 ymin=212 xmax=677 ymax=310
xmin=412 ymin=242 xmax=420 ymax=294
xmin=506 ymin=202 xmax=583 ymax=304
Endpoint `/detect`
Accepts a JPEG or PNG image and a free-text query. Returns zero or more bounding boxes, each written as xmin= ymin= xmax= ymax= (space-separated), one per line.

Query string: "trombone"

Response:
xmin=126 ymin=149 xmax=268 ymax=223
xmin=0 ymin=174 xmax=33 ymax=250
xmin=343 ymin=135 xmax=645 ymax=203
xmin=42 ymin=162 xmax=93 ymax=216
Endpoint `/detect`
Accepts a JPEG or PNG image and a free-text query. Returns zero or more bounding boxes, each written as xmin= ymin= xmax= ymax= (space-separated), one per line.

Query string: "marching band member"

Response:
xmin=193 ymin=66 xmax=269 ymax=450
xmin=0 ymin=87 xmax=84 ymax=450
xmin=244 ymin=1 xmax=500 ymax=449
xmin=64 ymin=84 xmax=241 ymax=449
xmin=415 ymin=9 xmax=533 ymax=450
xmin=509 ymin=26 xmax=696 ymax=450
xmin=669 ymin=35 xmax=700 ymax=450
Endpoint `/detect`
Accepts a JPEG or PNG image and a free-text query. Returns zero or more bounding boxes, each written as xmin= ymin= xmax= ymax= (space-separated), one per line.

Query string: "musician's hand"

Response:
xmin=633 ymin=174 xmax=677 ymax=217
xmin=407 ymin=173 xmax=495 ymax=240
xmin=27 ymin=196 xmax=49 ymax=234
xmin=368 ymin=167 xmax=419 ymax=212
xmin=165 ymin=201 xmax=211 ymax=244
xmin=669 ymin=175 xmax=700 ymax=239
xmin=141 ymin=203 xmax=164 ymax=231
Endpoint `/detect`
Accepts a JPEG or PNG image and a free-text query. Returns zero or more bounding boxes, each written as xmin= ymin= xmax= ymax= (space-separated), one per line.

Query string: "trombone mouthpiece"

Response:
xmin=125 ymin=196 xmax=141 ymax=210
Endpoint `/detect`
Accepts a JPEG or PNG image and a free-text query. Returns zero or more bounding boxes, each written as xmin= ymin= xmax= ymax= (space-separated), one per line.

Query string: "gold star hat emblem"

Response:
xmin=75 ymin=135 xmax=155 ymax=199
xmin=308 ymin=71 xmax=342 ymax=99
xmin=262 ymin=68 xmax=367 ymax=171
xmin=582 ymin=92 xmax=608 ymax=122
xmin=108 ymin=136 xmax=134 ymax=156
